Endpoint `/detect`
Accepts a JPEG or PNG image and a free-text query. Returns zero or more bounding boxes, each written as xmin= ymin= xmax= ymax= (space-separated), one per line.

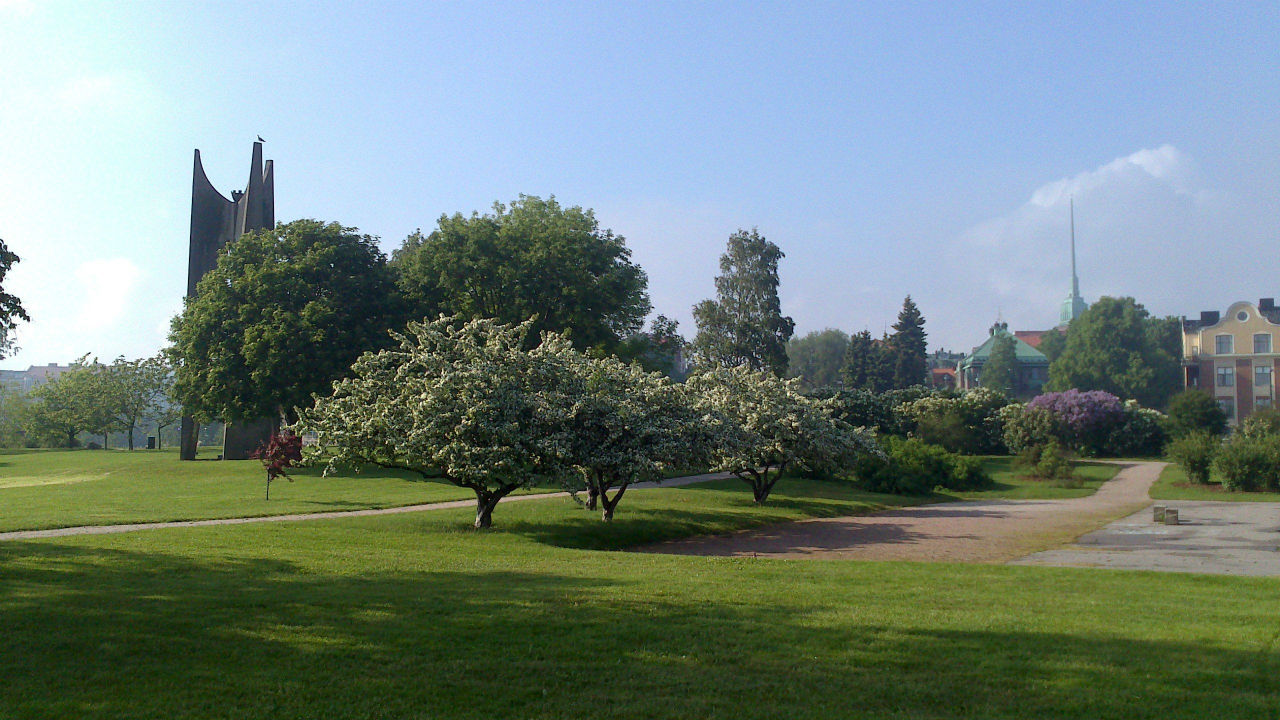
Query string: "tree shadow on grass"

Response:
xmin=0 ymin=540 xmax=1276 ymax=719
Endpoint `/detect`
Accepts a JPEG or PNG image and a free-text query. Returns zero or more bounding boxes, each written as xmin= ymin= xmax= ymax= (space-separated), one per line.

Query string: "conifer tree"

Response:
xmin=889 ymin=296 xmax=928 ymax=389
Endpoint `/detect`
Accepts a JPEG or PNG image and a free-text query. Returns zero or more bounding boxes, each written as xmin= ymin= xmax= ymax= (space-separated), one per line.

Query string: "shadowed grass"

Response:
xmin=2 ymin=488 xmax=1277 ymax=719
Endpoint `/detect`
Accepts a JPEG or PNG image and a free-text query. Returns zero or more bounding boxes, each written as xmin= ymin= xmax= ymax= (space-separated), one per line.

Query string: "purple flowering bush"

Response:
xmin=1004 ymin=389 xmax=1162 ymax=456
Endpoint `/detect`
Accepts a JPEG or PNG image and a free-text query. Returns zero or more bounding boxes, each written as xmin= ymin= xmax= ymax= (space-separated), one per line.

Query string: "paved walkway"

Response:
xmin=1014 ymin=500 xmax=1280 ymax=576
xmin=0 ymin=472 xmax=733 ymax=541
xmin=641 ymin=462 xmax=1164 ymax=563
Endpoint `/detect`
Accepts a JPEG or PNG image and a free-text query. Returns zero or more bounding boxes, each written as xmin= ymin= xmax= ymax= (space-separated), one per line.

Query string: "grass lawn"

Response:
xmin=0 ymin=448 xmax=564 ymax=533
xmin=944 ymin=457 xmax=1123 ymax=500
xmin=2 ymin=479 xmax=1277 ymax=719
xmin=1150 ymin=463 xmax=1280 ymax=502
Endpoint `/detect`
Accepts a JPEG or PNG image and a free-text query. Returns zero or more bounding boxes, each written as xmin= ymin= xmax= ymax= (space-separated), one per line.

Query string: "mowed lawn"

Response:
xmin=1151 ymin=463 xmax=1280 ymax=502
xmin=945 ymin=456 xmax=1123 ymax=500
xmin=2 ymin=480 xmax=1277 ymax=720
xmin=0 ymin=448 xmax=544 ymax=532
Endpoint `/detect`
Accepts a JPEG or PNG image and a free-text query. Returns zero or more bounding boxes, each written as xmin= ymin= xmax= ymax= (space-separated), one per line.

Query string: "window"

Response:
xmin=1219 ymin=398 xmax=1236 ymax=420
xmin=1256 ymin=334 xmax=1272 ymax=354
xmin=1217 ymin=366 xmax=1235 ymax=387
xmin=1215 ymin=335 xmax=1235 ymax=354
xmin=1258 ymin=397 xmax=1273 ymax=410
xmin=1238 ymin=310 xmax=1250 ymax=322
xmin=1257 ymin=365 xmax=1273 ymax=387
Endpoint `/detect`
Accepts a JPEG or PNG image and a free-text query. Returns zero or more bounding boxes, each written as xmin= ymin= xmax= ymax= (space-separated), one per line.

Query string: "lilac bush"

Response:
xmin=1013 ymin=389 xmax=1146 ymax=456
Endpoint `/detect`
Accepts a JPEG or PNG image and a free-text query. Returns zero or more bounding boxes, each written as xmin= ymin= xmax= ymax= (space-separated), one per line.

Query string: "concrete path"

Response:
xmin=1014 ymin=500 xmax=1280 ymax=576
xmin=642 ymin=462 xmax=1164 ymax=563
xmin=0 ymin=471 xmax=732 ymax=541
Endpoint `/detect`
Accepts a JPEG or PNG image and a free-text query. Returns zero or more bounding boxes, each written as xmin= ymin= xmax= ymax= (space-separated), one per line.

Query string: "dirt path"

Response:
xmin=0 ymin=472 xmax=733 ymax=541
xmin=641 ymin=462 xmax=1164 ymax=563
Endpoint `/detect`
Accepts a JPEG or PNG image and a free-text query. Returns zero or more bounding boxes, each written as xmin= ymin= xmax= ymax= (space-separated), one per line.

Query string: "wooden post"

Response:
xmin=1152 ymin=505 xmax=1166 ymax=522
xmin=1163 ymin=508 xmax=1180 ymax=525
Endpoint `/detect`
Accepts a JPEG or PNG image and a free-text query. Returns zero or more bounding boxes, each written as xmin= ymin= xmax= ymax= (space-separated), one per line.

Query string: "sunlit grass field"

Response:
xmin=1150 ymin=462 xmax=1280 ymax=502
xmin=2 ymin=478 xmax=1276 ymax=719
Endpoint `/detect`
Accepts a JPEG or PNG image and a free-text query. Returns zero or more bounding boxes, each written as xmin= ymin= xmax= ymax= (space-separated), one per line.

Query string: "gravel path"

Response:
xmin=641 ymin=462 xmax=1164 ymax=563
xmin=0 ymin=471 xmax=733 ymax=541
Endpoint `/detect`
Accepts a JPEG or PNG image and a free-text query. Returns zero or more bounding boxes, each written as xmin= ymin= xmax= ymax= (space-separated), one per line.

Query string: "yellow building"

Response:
xmin=1182 ymin=299 xmax=1280 ymax=425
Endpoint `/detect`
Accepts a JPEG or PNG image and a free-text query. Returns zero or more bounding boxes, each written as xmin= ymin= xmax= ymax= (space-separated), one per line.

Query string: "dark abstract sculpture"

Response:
xmin=179 ymin=142 xmax=276 ymax=461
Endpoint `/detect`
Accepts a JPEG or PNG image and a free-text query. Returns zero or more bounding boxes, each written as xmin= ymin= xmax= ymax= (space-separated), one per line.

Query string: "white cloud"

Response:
xmin=939 ymin=144 xmax=1270 ymax=351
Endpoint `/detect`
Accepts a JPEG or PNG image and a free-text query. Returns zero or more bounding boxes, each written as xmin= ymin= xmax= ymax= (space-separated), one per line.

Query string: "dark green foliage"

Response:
xmin=0 ymin=238 xmax=28 ymax=359
xmin=981 ymin=333 xmax=1019 ymax=395
xmin=1166 ymin=390 xmax=1228 ymax=437
xmin=612 ymin=314 xmax=687 ymax=379
xmin=1165 ymin=431 xmax=1220 ymax=485
xmin=1047 ymin=297 xmax=1182 ymax=409
xmin=852 ymin=437 xmax=990 ymax=495
xmin=900 ymin=389 xmax=1011 ymax=455
xmin=889 ymin=296 xmax=928 ymax=389
xmin=807 ymin=388 xmax=895 ymax=434
xmin=1033 ymin=441 xmax=1078 ymax=487
xmin=1240 ymin=409 xmax=1280 ymax=439
xmin=841 ymin=330 xmax=895 ymax=392
xmin=1105 ymin=403 xmax=1170 ymax=458
xmin=691 ymin=228 xmax=795 ymax=375
xmin=1214 ymin=436 xmax=1280 ymax=492
xmin=169 ymin=220 xmax=405 ymax=423
xmin=392 ymin=196 xmax=650 ymax=352
xmin=786 ymin=328 xmax=850 ymax=390
xmin=1037 ymin=329 xmax=1066 ymax=363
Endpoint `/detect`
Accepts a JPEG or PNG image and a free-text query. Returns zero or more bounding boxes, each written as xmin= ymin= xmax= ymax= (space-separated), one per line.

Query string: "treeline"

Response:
xmin=786 ymin=297 xmax=930 ymax=392
xmin=1 ymin=355 xmax=176 ymax=449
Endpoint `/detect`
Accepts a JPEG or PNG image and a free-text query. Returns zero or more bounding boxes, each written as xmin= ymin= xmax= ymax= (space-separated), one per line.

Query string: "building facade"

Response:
xmin=957 ymin=322 xmax=1051 ymax=397
xmin=1182 ymin=299 xmax=1280 ymax=426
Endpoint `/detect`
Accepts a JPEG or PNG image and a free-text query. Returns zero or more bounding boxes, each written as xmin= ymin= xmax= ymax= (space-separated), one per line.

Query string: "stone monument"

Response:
xmin=179 ymin=142 xmax=276 ymax=461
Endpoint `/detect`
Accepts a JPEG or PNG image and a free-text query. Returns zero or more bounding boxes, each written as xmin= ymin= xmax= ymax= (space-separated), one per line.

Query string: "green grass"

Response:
xmin=2 ymin=479 xmax=1277 ymax=719
xmin=0 ymin=448 xmax=563 ymax=532
xmin=1150 ymin=462 xmax=1280 ymax=502
xmin=944 ymin=457 xmax=1123 ymax=500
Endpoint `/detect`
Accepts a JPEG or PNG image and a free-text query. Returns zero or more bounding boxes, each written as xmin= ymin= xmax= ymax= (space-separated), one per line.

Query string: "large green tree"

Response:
xmin=787 ymin=328 xmax=850 ymax=390
xmin=168 ymin=220 xmax=404 ymax=424
xmin=889 ymin=296 xmax=928 ymax=389
xmin=840 ymin=330 xmax=895 ymax=392
xmin=392 ymin=195 xmax=650 ymax=352
xmin=613 ymin=314 xmax=687 ymax=379
xmin=1046 ymin=296 xmax=1182 ymax=408
xmin=690 ymin=228 xmax=795 ymax=375
xmin=299 ymin=316 xmax=580 ymax=529
xmin=106 ymin=354 xmax=173 ymax=450
xmin=0 ymin=239 xmax=29 ymax=358
xmin=25 ymin=360 xmax=114 ymax=448
xmin=981 ymin=333 xmax=1019 ymax=396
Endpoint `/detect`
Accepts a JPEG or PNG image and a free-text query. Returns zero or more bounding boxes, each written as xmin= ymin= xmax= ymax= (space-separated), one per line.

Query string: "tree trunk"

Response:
xmin=600 ymin=481 xmax=629 ymax=522
xmin=102 ymin=433 xmax=108 ymax=450
xmin=127 ymin=421 xmax=135 ymax=451
xmin=584 ymin=485 xmax=599 ymax=511
xmin=266 ymin=479 xmax=270 ymax=501
xmin=474 ymin=492 xmax=502 ymax=529
xmin=752 ymin=464 xmax=786 ymax=505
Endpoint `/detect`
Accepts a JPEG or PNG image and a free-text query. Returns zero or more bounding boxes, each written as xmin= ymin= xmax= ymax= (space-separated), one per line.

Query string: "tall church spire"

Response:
xmin=1058 ymin=197 xmax=1088 ymax=326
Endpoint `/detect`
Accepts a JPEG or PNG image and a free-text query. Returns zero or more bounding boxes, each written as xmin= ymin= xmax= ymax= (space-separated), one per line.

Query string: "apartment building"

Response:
xmin=1182 ymin=299 xmax=1280 ymax=425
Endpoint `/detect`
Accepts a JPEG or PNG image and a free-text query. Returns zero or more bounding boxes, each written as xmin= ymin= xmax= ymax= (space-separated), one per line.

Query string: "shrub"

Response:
xmin=1165 ymin=431 xmax=1219 ymax=485
xmin=1240 ymin=409 xmax=1280 ymax=439
xmin=1106 ymin=401 xmax=1169 ymax=457
xmin=1032 ymin=441 xmax=1077 ymax=486
xmin=1214 ymin=436 xmax=1280 ymax=492
xmin=897 ymin=388 xmax=1011 ymax=455
xmin=1026 ymin=389 xmax=1124 ymax=455
xmin=1001 ymin=403 xmax=1055 ymax=454
xmin=852 ymin=437 xmax=990 ymax=495
xmin=807 ymin=388 xmax=894 ymax=434
xmin=1166 ymin=389 xmax=1228 ymax=438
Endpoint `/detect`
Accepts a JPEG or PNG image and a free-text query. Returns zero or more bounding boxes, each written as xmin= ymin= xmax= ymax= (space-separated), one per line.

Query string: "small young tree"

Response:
xmin=252 ymin=431 xmax=303 ymax=500
xmin=299 ymin=316 xmax=579 ymax=528
xmin=563 ymin=355 xmax=705 ymax=521
xmin=106 ymin=354 xmax=173 ymax=450
xmin=687 ymin=366 xmax=877 ymax=504
xmin=981 ymin=334 xmax=1019 ymax=396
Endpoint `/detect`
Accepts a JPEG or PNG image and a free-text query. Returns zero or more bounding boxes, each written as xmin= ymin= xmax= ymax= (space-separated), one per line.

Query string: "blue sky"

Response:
xmin=1 ymin=1 xmax=1277 ymax=368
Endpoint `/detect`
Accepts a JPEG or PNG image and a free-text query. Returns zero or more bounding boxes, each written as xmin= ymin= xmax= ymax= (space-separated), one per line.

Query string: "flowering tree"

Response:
xmin=687 ymin=366 xmax=878 ymax=504
xmin=252 ymin=431 xmax=303 ymax=500
xmin=298 ymin=317 xmax=579 ymax=528
xmin=563 ymin=355 xmax=706 ymax=521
